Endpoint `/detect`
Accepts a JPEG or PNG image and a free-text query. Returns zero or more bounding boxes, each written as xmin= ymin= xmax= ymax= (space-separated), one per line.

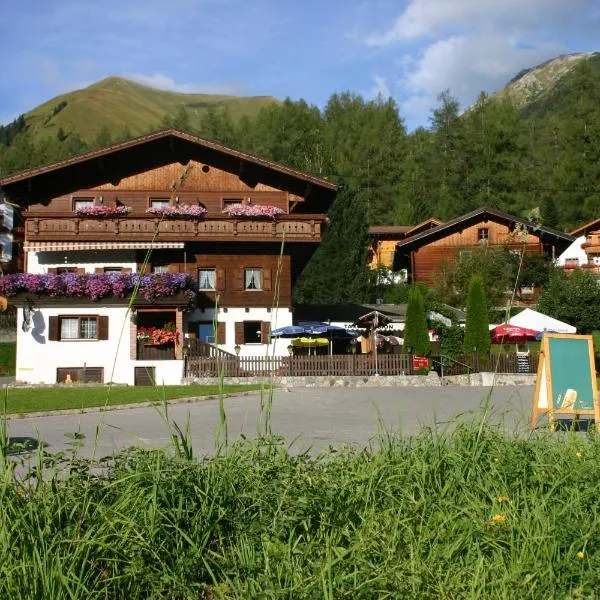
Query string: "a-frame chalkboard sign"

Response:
xmin=531 ymin=334 xmax=599 ymax=430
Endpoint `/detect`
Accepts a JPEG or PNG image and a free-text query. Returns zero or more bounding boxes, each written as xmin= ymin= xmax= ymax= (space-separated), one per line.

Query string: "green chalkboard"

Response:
xmin=548 ymin=337 xmax=595 ymax=410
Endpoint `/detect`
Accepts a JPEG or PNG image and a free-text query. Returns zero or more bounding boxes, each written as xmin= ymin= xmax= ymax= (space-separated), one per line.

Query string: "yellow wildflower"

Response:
xmin=497 ymin=496 xmax=510 ymax=503
xmin=492 ymin=514 xmax=506 ymax=523
xmin=576 ymin=451 xmax=583 ymax=458
xmin=577 ymin=551 xmax=585 ymax=560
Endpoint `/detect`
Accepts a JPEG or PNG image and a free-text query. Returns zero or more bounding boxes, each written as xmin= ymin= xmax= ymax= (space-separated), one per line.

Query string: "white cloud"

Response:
xmin=367 ymin=74 xmax=392 ymax=100
xmin=366 ymin=0 xmax=589 ymax=45
xmin=126 ymin=73 xmax=245 ymax=96
xmin=398 ymin=33 xmax=563 ymax=124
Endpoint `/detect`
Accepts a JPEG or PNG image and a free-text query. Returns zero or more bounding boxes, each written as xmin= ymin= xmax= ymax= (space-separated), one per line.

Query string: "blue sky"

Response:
xmin=1 ymin=0 xmax=599 ymax=130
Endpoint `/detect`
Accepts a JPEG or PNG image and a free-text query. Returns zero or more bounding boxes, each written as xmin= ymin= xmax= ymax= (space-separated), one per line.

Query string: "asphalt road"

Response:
xmin=6 ymin=385 xmax=535 ymax=459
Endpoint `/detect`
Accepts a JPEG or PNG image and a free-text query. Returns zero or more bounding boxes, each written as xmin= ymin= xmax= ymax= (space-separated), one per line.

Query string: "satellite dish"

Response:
xmin=0 ymin=297 xmax=6 ymax=312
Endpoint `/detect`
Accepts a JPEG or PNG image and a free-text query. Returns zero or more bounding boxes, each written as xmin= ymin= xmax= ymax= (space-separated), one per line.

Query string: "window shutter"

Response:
xmin=95 ymin=267 xmax=104 ymax=274
xmin=235 ymin=322 xmax=244 ymax=344
xmin=139 ymin=263 xmax=152 ymax=274
xmin=262 ymin=268 xmax=272 ymax=291
xmin=216 ymin=322 xmax=226 ymax=344
xmin=47 ymin=268 xmax=57 ymax=275
xmin=261 ymin=321 xmax=271 ymax=344
xmin=235 ymin=269 xmax=244 ymax=291
xmin=168 ymin=264 xmax=180 ymax=272
xmin=97 ymin=316 xmax=109 ymax=340
xmin=48 ymin=316 xmax=59 ymax=341
xmin=122 ymin=268 xmax=132 ymax=273
xmin=77 ymin=268 xmax=86 ymax=275
xmin=216 ymin=268 xmax=225 ymax=291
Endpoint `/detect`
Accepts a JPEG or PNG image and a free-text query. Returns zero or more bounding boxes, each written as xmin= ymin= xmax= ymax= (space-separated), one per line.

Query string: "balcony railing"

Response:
xmin=25 ymin=213 xmax=326 ymax=243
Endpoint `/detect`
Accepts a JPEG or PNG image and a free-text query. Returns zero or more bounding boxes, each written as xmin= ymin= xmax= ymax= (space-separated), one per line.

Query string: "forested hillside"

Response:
xmin=1 ymin=53 xmax=599 ymax=303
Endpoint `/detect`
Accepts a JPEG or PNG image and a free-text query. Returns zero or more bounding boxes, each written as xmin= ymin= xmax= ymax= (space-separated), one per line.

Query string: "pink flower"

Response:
xmin=222 ymin=204 xmax=284 ymax=219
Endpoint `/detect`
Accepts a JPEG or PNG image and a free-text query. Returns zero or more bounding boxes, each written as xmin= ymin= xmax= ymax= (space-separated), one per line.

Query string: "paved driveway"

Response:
xmin=6 ymin=385 xmax=535 ymax=459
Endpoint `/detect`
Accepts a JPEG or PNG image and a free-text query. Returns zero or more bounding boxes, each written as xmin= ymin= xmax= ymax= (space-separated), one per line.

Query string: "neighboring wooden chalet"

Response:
xmin=368 ymin=218 xmax=441 ymax=269
xmin=558 ymin=218 xmax=600 ymax=279
xmin=393 ymin=207 xmax=575 ymax=287
xmin=0 ymin=129 xmax=337 ymax=385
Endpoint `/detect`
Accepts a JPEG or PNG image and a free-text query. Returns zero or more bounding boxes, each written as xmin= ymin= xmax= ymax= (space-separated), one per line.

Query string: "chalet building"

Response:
xmin=0 ymin=129 xmax=337 ymax=385
xmin=557 ymin=218 xmax=600 ymax=280
xmin=368 ymin=219 xmax=441 ymax=270
xmin=393 ymin=207 xmax=575 ymax=288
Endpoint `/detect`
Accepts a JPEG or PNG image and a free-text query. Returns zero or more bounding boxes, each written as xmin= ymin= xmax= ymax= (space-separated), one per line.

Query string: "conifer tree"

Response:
xmin=463 ymin=274 xmax=491 ymax=354
xmin=402 ymin=286 xmax=431 ymax=356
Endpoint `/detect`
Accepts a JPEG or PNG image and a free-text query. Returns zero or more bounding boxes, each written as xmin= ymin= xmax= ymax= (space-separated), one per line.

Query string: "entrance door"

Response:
xmin=198 ymin=322 xmax=214 ymax=344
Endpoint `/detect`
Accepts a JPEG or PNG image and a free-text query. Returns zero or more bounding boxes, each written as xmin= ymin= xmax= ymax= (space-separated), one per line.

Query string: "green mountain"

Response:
xmin=20 ymin=76 xmax=278 ymax=145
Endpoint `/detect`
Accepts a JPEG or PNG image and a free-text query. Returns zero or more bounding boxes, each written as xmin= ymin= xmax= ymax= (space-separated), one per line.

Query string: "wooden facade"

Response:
xmin=394 ymin=208 xmax=575 ymax=286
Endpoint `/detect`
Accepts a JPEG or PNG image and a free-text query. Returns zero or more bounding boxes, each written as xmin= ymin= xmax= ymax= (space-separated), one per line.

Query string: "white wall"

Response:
xmin=186 ymin=306 xmax=293 ymax=356
xmin=28 ymin=250 xmax=138 ymax=274
xmin=556 ymin=236 xmax=589 ymax=266
xmin=16 ymin=305 xmax=184 ymax=385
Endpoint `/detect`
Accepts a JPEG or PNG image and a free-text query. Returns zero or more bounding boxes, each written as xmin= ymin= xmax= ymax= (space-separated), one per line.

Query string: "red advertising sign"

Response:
xmin=413 ymin=356 xmax=429 ymax=370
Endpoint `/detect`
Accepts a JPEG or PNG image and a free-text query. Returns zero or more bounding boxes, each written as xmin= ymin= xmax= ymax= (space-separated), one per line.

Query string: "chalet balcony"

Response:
xmin=24 ymin=213 xmax=326 ymax=244
xmin=582 ymin=235 xmax=600 ymax=255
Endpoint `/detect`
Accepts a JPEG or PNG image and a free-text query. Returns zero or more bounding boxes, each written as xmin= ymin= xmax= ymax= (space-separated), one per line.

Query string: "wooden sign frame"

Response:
xmin=531 ymin=334 xmax=600 ymax=430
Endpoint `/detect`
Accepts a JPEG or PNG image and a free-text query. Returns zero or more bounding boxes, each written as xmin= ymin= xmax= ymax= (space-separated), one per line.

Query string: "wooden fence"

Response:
xmin=185 ymin=352 xmax=540 ymax=379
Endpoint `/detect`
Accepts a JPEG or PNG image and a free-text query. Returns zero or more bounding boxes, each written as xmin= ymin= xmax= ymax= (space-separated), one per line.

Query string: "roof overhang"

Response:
xmin=0 ymin=129 xmax=338 ymax=209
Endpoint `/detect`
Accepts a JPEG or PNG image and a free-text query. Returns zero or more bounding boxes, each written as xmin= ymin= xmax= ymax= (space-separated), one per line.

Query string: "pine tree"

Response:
xmin=463 ymin=274 xmax=491 ymax=353
xmin=402 ymin=286 xmax=431 ymax=356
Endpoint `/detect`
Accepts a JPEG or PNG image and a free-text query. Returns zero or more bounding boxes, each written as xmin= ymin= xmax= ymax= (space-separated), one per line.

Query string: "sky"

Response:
xmin=1 ymin=0 xmax=599 ymax=130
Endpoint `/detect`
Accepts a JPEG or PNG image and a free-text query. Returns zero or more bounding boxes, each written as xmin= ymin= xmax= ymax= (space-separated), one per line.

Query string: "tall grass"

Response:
xmin=2 ymin=414 xmax=600 ymax=598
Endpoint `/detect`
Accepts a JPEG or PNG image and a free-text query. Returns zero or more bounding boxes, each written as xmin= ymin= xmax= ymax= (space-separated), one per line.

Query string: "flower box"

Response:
xmin=0 ymin=272 xmax=197 ymax=303
xmin=146 ymin=205 xmax=207 ymax=218
xmin=222 ymin=204 xmax=284 ymax=219
xmin=137 ymin=323 xmax=179 ymax=345
xmin=74 ymin=206 xmax=132 ymax=217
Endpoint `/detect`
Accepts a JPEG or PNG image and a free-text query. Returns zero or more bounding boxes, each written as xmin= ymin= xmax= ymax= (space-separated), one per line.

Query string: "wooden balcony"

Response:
xmin=582 ymin=235 xmax=600 ymax=255
xmin=24 ymin=213 xmax=326 ymax=244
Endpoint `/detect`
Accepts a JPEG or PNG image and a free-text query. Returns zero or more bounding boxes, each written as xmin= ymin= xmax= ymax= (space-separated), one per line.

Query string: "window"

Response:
xmin=244 ymin=268 xmax=262 ymax=291
xmin=56 ymin=267 xmax=78 ymax=275
xmin=60 ymin=317 xmax=97 ymax=340
xmin=198 ymin=269 xmax=216 ymax=290
xmin=478 ymin=228 xmax=489 ymax=242
xmin=565 ymin=258 xmax=579 ymax=267
xmin=73 ymin=198 xmax=94 ymax=211
xmin=150 ymin=198 xmax=170 ymax=208
xmin=103 ymin=267 xmax=123 ymax=273
xmin=152 ymin=265 xmax=169 ymax=274
xmin=223 ymin=198 xmax=243 ymax=208
xmin=49 ymin=315 xmax=108 ymax=342
xmin=243 ymin=321 xmax=262 ymax=344
xmin=459 ymin=250 xmax=472 ymax=261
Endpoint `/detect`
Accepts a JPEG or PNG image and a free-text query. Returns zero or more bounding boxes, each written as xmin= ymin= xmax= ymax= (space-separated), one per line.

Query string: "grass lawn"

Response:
xmin=3 ymin=418 xmax=600 ymax=598
xmin=1 ymin=384 xmax=265 ymax=415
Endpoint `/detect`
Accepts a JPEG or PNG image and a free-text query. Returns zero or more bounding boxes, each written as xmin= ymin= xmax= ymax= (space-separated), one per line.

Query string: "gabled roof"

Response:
xmin=368 ymin=225 xmax=411 ymax=237
xmin=0 ymin=128 xmax=338 ymax=206
xmin=570 ymin=218 xmax=600 ymax=237
xmin=404 ymin=217 xmax=443 ymax=238
xmin=395 ymin=207 xmax=575 ymax=251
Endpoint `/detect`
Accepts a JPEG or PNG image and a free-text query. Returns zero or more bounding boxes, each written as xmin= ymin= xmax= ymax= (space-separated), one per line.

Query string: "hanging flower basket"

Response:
xmin=74 ymin=206 xmax=132 ymax=217
xmin=146 ymin=205 xmax=207 ymax=218
xmin=222 ymin=205 xmax=284 ymax=219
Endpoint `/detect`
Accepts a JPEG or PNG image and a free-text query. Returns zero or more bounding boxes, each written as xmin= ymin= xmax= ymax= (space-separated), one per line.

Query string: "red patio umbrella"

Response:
xmin=490 ymin=324 xmax=539 ymax=343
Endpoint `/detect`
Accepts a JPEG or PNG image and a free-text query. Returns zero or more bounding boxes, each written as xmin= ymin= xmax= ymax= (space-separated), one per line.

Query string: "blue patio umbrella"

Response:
xmin=269 ymin=325 xmax=308 ymax=338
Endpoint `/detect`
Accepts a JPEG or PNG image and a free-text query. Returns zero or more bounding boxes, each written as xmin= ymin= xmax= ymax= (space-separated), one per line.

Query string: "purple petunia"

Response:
xmin=222 ymin=204 xmax=284 ymax=219
xmin=75 ymin=206 xmax=132 ymax=217
xmin=0 ymin=272 xmax=197 ymax=302
xmin=146 ymin=205 xmax=207 ymax=218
